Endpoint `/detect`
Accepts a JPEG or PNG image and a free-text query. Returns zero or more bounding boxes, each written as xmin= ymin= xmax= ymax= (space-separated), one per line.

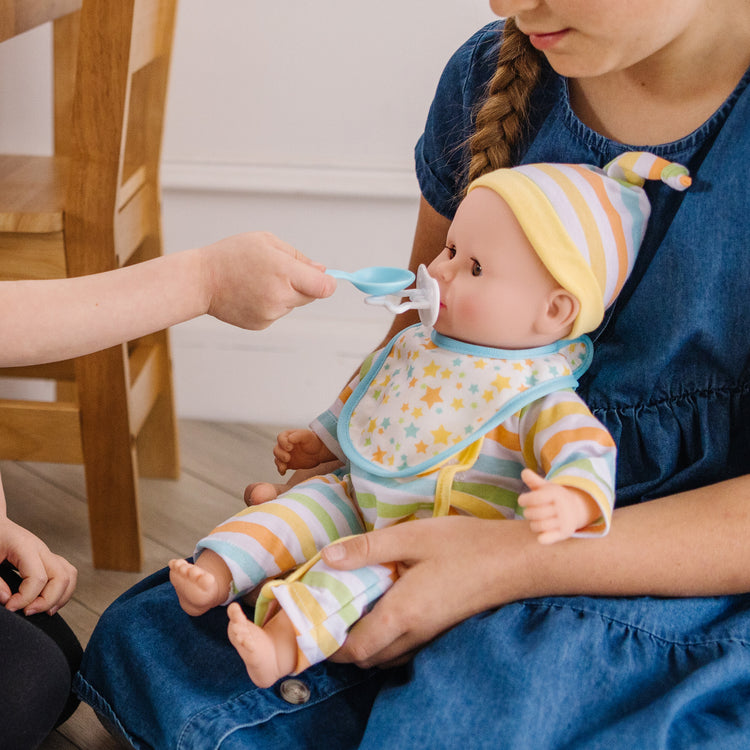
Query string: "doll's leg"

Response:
xmin=253 ymin=555 xmax=398 ymax=675
xmin=227 ymin=602 xmax=299 ymax=689
xmin=173 ymin=473 xmax=365 ymax=615
xmin=169 ymin=550 xmax=233 ymax=616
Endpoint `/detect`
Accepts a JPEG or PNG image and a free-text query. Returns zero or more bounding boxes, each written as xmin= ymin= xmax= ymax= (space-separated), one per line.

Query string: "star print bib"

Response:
xmin=338 ymin=325 xmax=593 ymax=478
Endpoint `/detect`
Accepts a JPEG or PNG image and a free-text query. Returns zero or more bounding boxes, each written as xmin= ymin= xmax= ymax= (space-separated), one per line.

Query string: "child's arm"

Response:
xmin=273 ymin=429 xmax=337 ymax=476
xmin=0 ymin=232 xmax=335 ymax=367
xmin=518 ymin=468 xmax=601 ymax=545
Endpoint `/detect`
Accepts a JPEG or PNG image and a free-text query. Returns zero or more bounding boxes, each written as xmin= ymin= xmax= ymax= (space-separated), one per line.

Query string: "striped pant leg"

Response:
xmin=194 ymin=473 xmax=365 ymax=599
xmin=260 ymin=557 xmax=398 ymax=673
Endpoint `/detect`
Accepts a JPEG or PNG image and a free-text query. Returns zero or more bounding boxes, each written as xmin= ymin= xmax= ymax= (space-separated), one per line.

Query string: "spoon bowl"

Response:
xmin=327 ymin=266 xmax=415 ymax=295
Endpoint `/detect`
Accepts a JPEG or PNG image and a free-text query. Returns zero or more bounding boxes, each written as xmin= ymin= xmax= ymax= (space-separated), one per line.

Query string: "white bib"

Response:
xmin=338 ymin=325 xmax=592 ymax=478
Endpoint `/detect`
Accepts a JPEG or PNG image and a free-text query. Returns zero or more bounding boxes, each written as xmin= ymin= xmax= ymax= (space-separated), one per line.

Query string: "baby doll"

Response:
xmin=169 ymin=151 xmax=691 ymax=687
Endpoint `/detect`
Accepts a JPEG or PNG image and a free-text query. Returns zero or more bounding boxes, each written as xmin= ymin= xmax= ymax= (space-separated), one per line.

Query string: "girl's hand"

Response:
xmin=322 ymin=516 xmax=538 ymax=668
xmin=0 ymin=518 xmax=77 ymax=615
xmin=201 ymin=232 xmax=336 ymax=330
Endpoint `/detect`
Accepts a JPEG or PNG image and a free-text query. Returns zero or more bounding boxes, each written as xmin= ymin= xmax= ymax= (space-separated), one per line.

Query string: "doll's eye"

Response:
xmin=445 ymin=245 xmax=456 ymax=259
xmin=471 ymin=259 xmax=482 ymax=276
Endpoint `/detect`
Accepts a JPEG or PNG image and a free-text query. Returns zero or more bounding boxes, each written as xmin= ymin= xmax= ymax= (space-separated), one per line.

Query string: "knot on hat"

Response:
xmin=604 ymin=151 xmax=692 ymax=192
xmin=467 ymin=151 xmax=691 ymax=338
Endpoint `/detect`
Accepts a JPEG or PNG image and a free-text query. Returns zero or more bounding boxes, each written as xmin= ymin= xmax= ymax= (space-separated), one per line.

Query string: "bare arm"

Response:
xmin=380 ymin=196 xmax=452 ymax=343
xmin=324 ymin=474 xmax=750 ymax=667
xmin=0 ymin=231 xmax=336 ymax=367
xmin=534 ymin=476 xmax=750 ymax=598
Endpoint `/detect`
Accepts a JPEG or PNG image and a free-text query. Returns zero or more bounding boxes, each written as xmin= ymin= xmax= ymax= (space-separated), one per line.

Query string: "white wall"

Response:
xmin=0 ymin=1 xmax=496 ymax=424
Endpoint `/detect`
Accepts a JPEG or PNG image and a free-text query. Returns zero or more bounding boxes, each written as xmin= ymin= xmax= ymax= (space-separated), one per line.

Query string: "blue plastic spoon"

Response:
xmin=327 ymin=266 xmax=415 ymax=295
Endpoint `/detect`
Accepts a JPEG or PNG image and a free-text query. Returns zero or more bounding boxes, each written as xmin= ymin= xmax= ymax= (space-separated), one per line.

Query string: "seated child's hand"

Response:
xmin=518 ymin=468 xmax=600 ymax=545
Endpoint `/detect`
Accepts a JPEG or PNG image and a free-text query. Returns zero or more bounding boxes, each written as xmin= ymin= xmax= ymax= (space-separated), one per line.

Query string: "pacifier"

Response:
xmin=364 ymin=264 xmax=440 ymax=328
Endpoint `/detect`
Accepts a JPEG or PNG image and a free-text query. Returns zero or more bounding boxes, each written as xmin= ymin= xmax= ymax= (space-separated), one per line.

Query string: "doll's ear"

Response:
xmin=535 ymin=289 xmax=580 ymax=338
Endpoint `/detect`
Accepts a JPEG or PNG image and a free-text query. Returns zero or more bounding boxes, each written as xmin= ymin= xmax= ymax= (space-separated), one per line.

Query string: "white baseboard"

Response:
xmin=161 ymin=161 xmax=419 ymax=200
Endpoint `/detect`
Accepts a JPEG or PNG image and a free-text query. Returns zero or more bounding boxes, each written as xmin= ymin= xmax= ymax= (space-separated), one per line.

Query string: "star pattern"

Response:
xmin=347 ymin=328 xmax=590 ymax=472
xmin=421 ymin=386 xmax=443 ymax=408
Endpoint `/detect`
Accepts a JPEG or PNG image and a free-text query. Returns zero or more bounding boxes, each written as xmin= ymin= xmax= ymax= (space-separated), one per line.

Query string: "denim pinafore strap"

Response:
xmin=75 ymin=24 xmax=750 ymax=750
xmin=524 ymin=63 xmax=750 ymax=507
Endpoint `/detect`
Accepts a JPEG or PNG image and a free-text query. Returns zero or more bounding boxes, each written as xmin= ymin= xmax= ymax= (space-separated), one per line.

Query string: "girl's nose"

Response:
xmin=490 ymin=0 xmax=541 ymax=16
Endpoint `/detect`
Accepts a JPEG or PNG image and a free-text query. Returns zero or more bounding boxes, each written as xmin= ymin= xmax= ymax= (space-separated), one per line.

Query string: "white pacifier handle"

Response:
xmin=365 ymin=264 xmax=440 ymax=328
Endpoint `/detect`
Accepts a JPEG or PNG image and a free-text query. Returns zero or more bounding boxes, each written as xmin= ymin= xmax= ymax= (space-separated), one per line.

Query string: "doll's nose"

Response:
xmin=429 ymin=257 xmax=454 ymax=282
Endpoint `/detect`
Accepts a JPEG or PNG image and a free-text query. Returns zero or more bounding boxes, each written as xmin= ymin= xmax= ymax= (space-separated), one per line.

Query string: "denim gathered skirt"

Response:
xmin=75 ymin=567 xmax=750 ymax=749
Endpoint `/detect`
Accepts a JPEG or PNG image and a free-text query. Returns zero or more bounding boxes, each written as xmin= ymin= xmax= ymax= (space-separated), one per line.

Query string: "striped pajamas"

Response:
xmin=194 ymin=328 xmax=616 ymax=673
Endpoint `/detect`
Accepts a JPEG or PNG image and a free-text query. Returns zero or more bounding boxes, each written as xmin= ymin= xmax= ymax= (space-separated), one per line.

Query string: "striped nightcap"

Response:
xmin=467 ymin=151 xmax=691 ymax=338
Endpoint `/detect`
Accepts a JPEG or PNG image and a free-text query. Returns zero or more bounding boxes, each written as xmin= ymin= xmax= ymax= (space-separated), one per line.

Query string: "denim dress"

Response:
xmin=75 ymin=22 xmax=750 ymax=750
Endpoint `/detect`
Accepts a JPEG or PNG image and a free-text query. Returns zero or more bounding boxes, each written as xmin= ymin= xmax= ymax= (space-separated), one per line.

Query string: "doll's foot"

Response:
xmin=169 ymin=558 xmax=226 ymax=616
xmin=227 ymin=602 xmax=297 ymax=688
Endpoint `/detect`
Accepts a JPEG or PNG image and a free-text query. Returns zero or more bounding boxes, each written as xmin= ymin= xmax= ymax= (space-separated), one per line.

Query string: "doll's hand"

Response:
xmin=273 ymin=429 xmax=336 ymax=476
xmin=517 ymin=469 xmax=599 ymax=545
xmin=243 ymin=481 xmax=282 ymax=506
xmin=244 ymin=460 xmax=345 ymax=507
xmin=0 ymin=517 xmax=77 ymax=615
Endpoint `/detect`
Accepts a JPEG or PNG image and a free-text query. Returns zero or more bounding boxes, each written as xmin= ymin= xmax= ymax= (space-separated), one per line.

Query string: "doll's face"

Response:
xmin=428 ymin=188 xmax=575 ymax=350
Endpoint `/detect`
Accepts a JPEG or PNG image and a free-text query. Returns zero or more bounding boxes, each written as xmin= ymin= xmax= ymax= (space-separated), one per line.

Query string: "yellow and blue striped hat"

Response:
xmin=468 ymin=151 xmax=691 ymax=338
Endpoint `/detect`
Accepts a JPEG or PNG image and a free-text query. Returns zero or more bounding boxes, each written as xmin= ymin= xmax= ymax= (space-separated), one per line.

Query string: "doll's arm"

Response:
xmin=518 ymin=468 xmax=601 ymax=545
xmin=273 ymin=429 xmax=337 ymax=476
xmin=247 ymin=364 xmax=366 ymax=503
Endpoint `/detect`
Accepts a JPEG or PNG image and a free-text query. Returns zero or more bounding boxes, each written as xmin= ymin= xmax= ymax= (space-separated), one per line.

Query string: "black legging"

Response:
xmin=0 ymin=560 xmax=83 ymax=749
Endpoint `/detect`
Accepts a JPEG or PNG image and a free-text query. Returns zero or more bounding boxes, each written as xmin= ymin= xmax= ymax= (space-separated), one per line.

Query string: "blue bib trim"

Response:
xmin=338 ymin=325 xmax=593 ymax=478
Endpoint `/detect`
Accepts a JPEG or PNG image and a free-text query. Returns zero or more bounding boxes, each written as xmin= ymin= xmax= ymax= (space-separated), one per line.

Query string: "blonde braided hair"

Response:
xmin=466 ymin=18 xmax=544 ymax=185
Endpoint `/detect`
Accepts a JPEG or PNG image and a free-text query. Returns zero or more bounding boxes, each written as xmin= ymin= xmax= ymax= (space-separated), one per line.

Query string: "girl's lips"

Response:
xmin=526 ymin=29 xmax=570 ymax=50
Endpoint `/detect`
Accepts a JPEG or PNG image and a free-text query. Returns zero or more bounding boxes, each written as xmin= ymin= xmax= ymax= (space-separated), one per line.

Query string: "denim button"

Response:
xmin=279 ymin=678 xmax=311 ymax=704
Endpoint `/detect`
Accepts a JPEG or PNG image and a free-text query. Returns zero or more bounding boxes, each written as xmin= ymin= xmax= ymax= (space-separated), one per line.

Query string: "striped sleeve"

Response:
xmin=518 ymin=389 xmax=616 ymax=536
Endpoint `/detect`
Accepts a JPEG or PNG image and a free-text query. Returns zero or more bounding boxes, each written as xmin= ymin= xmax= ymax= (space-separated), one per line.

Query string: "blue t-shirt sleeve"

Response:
xmin=414 ymin=21 xmax=504 ymax=220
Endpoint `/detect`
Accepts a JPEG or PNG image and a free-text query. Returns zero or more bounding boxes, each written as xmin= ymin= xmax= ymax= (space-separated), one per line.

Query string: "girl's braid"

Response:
xmin=466 ymin=18 xmax=543 ymax=185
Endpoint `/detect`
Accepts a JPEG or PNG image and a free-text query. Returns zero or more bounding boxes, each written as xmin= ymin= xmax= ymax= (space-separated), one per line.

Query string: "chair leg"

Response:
xmin=136 ymin=331 xmax=179 ymax=479
xmin=76 ymin=345 xmax=142 ymax=571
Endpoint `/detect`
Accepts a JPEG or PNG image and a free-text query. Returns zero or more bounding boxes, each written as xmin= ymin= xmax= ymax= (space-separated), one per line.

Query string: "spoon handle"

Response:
xmin=326 ymin=269 xmax=350 ymax=281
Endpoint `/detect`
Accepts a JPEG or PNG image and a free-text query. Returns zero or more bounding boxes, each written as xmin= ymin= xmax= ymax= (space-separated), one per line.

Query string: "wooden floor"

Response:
xmin=4 ymin=419 xmax=287 ymax=749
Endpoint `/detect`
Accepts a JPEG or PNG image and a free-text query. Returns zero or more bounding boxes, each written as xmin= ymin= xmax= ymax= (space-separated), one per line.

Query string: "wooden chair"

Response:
xmin=0 ymin=0 xmax=180 ymax=570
